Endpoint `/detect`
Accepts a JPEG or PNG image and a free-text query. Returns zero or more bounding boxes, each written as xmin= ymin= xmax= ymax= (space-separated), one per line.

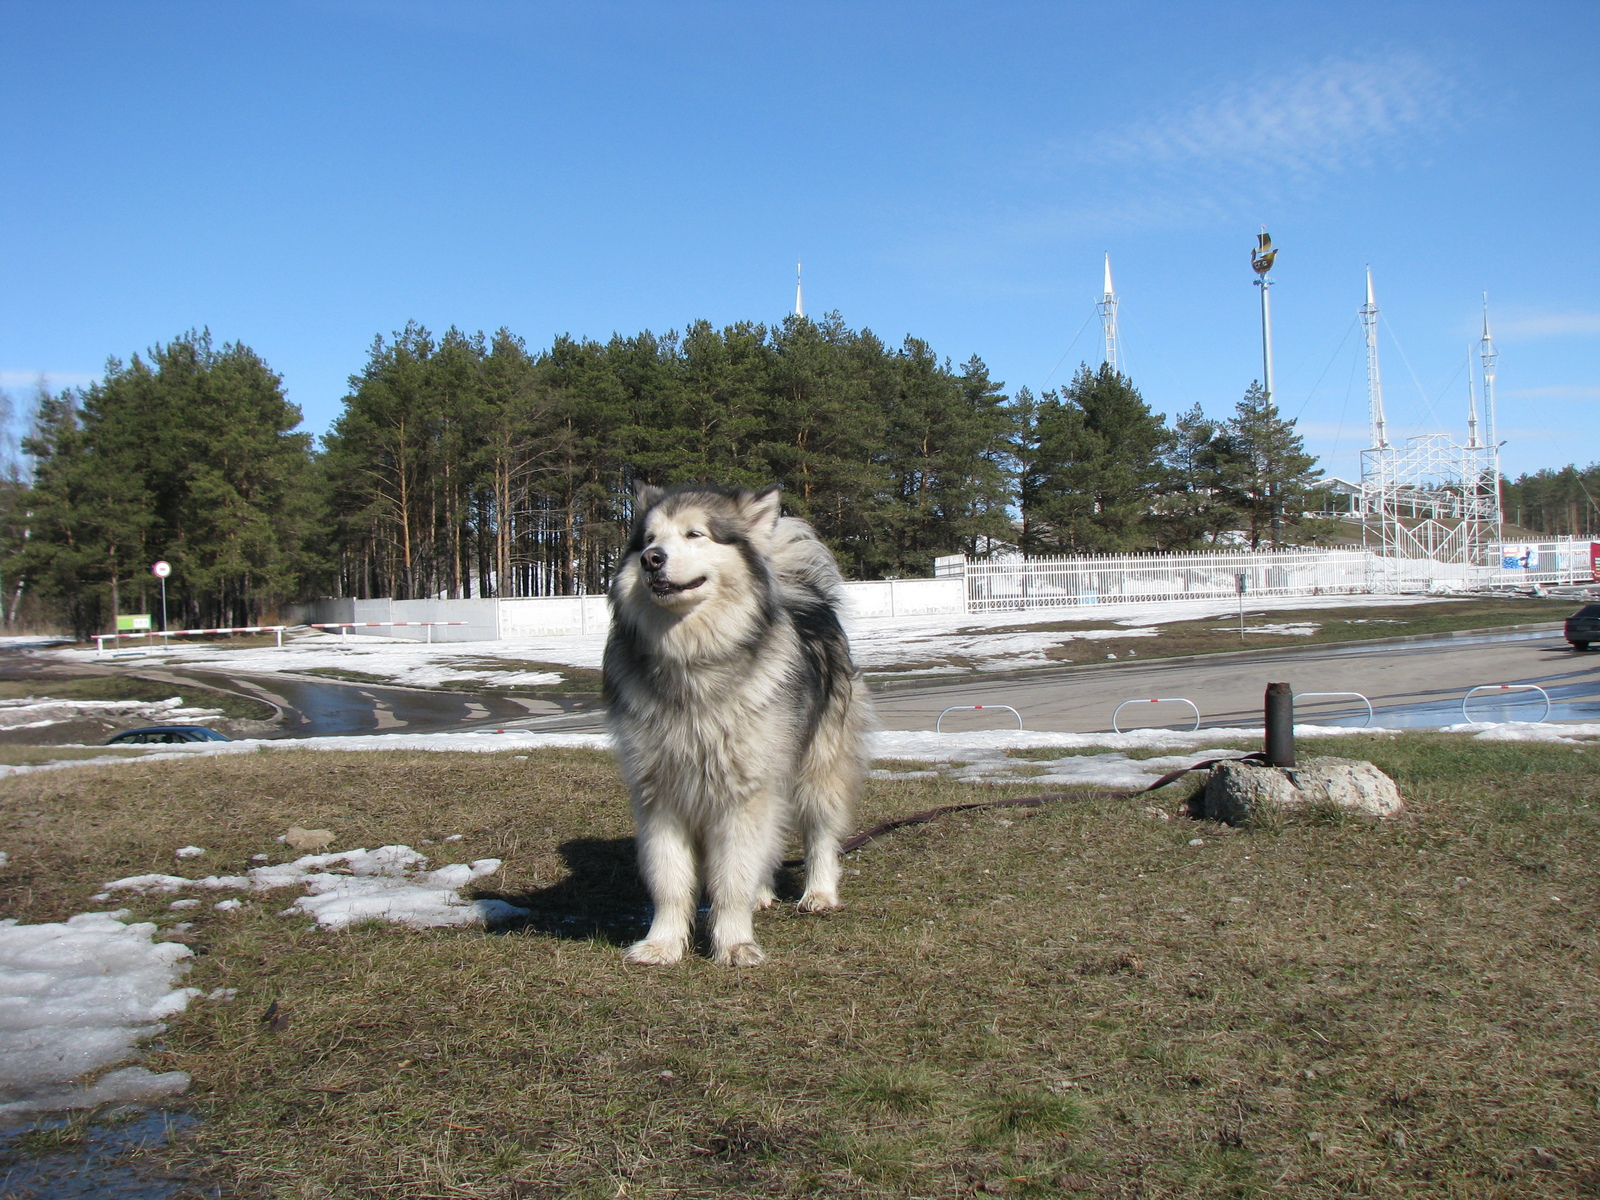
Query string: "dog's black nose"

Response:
xmin=642 ymin=547 xmax=667 ymax=572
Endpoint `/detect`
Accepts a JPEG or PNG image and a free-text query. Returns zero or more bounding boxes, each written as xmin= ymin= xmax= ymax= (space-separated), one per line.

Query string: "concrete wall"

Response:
xmin=288 ymin=577 xmax=965 ymax=643
xmin=840 ymin=578 xmax=966 ymax=619
xmin=497 ymin=595 xmax=610 ymax=638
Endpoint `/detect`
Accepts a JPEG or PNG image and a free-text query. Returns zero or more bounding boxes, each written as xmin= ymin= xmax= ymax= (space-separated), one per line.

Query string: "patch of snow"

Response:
xmin=1443 ymin=720 xmax=1600 ymax=743
xmin=34 ymin=592 xmax=1461 ymax=687
xmin=213 ymin=899 xmax=244 ymax=912
xmin=0 ymin=910 xmax=205 ymax=1114
xmin=174 ymin=846 xmax=205 ymax=859
xmin=0 ymin=695 xmax=223 ymax=731
xmin=102 ymin=845 xmax=527 ymax=931
xmin=0 ymin=852 xmax=8 ymax=869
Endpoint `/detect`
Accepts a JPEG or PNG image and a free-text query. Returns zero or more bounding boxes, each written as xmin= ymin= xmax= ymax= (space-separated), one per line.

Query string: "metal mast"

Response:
xmin=1466 ymin=346 xmax=1480 ymax=448
xmin=1360 ymin=266 xmax=1388 ymax=449
xmin=794 ymin=261 xmax=804 ymax=318
xmin=1358 ymin=274 xmax=1504 ymax=574
xmin=1251 ymin=230 xmax=1277 ymax=401
xmin=1097 ymin=253 xmax=1120 ymax=374
xmin=1479 ymin=296 xmax=1498 ymax=448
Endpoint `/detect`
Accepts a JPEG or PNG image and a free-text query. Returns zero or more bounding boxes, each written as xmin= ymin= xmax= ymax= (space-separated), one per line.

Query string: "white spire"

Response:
xmin=1097 ymin=252 xmax=1120 ymax=374
xmin=1480 ymin=293 xmax=1498 ymax=448
xmin=1360 ymin=266 xmax=1388 ymax=449
xmin=1466 ymin=346 xmax=1480 ymax=447
xmin=795 ymin=261 xmax=803 ymax=319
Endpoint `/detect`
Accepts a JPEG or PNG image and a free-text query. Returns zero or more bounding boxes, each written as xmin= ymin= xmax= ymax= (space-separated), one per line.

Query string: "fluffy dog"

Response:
xmin=602 ymin=483 xmax=870 ymax=966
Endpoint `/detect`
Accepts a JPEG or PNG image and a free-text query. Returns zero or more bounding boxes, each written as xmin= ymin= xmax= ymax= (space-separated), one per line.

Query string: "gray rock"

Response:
xmin=1202 ymin=756 xmax=1404 ymax=825
xmin=1296 ymin=756 xmax=1405 ymax=818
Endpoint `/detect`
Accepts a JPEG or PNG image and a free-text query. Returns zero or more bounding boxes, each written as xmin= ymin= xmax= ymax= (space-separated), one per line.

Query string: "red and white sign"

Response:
xmin=151 ymin=560 xmax=171 ymax=579
xmin=1590 ymin=542 xmax=1599 ymax=582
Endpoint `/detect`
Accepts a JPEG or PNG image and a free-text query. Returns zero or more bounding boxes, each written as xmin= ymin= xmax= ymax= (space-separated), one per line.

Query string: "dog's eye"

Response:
xmin=685 ymin=530 xmax=705 ymax=539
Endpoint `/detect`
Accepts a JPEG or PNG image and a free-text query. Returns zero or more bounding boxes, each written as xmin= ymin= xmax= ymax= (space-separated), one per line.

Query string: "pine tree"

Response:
xmin=1021 ymin=364 xmax=1171 ymax=554
xmin=1212 ymin=382 xmax=1324 ymax=548
xmin=1158 ymin=403 xmax=1237 ymax=547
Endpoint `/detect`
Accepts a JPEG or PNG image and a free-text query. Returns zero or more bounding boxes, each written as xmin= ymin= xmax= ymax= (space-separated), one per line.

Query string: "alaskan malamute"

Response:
xmin=603 ymin=483 xmax=871 ymax=966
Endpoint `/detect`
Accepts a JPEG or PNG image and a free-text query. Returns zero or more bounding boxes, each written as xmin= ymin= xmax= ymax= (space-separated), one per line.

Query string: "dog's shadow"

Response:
xmin=472 ymin=837 xmax=806 ymax=946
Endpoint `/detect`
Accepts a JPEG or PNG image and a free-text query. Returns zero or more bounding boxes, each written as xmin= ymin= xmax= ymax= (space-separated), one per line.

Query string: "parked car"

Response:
xmin=1565 ymin=604 xmax=1600 ymax=651
xmin=105 ymin=726 xmax=232 ymax=745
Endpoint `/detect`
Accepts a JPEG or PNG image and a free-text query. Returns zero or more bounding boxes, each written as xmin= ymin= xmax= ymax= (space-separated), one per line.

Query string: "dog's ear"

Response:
xmin=633 ymin=481 xmax=664 ymax=512
xmin=739 ymin=484 xmax=782 ymax=534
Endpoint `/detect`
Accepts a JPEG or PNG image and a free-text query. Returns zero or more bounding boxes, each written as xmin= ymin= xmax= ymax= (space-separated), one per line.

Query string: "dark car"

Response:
xmin=105 ymin=726 xmax=232 ymax=745
xmin=1565 ymin=604 xmax=1600 ymax=651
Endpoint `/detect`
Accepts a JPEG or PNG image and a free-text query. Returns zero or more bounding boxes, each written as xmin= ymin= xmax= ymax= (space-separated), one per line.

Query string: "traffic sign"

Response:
xmin=152 ymin=560 xmax=171 ymax=578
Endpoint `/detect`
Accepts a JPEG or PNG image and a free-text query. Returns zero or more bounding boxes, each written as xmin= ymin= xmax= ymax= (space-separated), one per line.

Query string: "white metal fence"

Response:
xmin=951 ymin=549 xmax=1372 ymax=612
xmin=938 ymin=541 xmax=1599 ymax=612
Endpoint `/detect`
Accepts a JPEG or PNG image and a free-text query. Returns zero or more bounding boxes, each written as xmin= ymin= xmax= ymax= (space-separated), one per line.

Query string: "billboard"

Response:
xmin=1501 ymin=545 xmax=1536 ymax=570
xmin=116 ymin=614 xmax=152 ymax=632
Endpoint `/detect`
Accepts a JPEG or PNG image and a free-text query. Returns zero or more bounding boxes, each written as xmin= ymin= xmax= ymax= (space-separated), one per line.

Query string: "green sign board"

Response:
xmin=116 ymin=614 xmax=153 ymax=632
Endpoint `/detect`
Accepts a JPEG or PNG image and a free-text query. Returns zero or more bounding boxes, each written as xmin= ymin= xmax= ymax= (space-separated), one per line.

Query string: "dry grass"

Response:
xmin=1 ymin=737 xmax=1597 ymax=1198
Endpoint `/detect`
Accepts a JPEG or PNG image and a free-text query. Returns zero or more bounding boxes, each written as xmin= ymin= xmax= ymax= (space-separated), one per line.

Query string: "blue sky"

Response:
xmin=2 ymin=1 xmax=1596 ymax=481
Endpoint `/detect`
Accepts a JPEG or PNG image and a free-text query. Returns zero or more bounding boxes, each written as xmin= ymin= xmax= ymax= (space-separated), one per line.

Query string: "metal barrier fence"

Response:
xmin=1111 ymin=697 xmax=1201 ymax=733
xmin=312 ymin=621 xmax=468 ymax=643
xmin=1461 ymin=684 xmax=1552 ymax=724
xmin=1293 ymin=691 xmax=1375 ymax=728
xmin=935 ymin=704 xmax=1023 ymax=732
xmin=94 ymin=625 xmax=287 ymax=654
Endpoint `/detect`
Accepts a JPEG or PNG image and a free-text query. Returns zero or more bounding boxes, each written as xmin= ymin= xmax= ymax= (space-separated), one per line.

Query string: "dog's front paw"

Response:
xmin=713 ymin=941 xmax=767 ymax=967
xmin=797 ymin=889 xmax=840 ymax=913
xmin=754 ymin=884 xmax=777 ymax=910
xmin=624 ymin=938 xmax=686 ymax=966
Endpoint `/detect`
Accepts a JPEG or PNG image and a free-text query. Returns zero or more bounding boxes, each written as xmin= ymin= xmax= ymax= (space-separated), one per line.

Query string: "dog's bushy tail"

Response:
xmin=769 ymin=517 xmax=845 ymax=604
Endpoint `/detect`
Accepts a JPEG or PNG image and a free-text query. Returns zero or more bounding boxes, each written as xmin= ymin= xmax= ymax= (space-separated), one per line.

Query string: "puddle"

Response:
xmin=0 ymin=1107 xmax=205 ymax=1199
xmin=1297 ymin=682 xmax=1600 ymax=729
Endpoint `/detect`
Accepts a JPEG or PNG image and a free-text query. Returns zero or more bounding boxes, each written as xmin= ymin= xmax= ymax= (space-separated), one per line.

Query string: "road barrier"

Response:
xmin=312 ymin=621 xmax=468 ymax=643
xmin=935 ymin=704 xmax=1023 ymax=733
xmin=1111 ymin=697 xmax=1201 ymax=734
xmin=94 ymin=625 xmax=287 ymax=655
xmin=1293 ymin=690 xmax=1375 ymax=728
xmin=1461 ymin=683 xmax=1552 ymax=725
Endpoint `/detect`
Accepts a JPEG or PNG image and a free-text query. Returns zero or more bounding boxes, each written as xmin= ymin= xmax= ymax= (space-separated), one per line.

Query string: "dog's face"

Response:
xmin=628 ymin=485 xmax=781 ymax=614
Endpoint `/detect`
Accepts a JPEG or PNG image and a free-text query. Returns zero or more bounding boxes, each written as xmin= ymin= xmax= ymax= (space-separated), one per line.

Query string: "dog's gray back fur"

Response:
xmin=603 ymin=483 xmax=870 ymax=966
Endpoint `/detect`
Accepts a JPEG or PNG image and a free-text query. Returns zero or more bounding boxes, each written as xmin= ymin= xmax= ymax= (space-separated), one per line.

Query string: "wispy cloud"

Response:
xmin=1495 ymin=314 xmax=1600 ymax=341
xmin=1006 ymin=53 xmax=1463 ymax=234
xmin=0 ymin=370 xmax=97 ymax=391
xmin=1092 ymin=53 xmax=1456 ymax=180
xmin=1504 ymin=385 xmax=1600 ymax=401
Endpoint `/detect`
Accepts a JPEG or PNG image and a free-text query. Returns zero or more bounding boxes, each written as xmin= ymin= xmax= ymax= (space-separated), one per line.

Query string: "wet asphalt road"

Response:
xmin=871 ymin=625 xmax=1600 ymax=733
xmin=139 ymin=622 xmax=1600 ymax=739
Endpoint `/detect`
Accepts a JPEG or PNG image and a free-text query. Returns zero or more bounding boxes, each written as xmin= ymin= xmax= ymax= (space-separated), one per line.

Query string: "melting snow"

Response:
xmin=101 ymin=844 xmax=528 ymax=931
xmin=1443 ymin=720 xmax=1600 ymax=743
xmin=37 ymin=592 xmax=1457 ymax=685
xmin=0 ymin=695 xmax=223 ymax=731
xmin=0 ymin=910 xmax=200 ymax=1115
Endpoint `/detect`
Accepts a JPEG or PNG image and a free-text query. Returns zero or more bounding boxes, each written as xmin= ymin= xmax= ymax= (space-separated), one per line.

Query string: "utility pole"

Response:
xmin=1251 ymin=230 xmax=1278 ymax=403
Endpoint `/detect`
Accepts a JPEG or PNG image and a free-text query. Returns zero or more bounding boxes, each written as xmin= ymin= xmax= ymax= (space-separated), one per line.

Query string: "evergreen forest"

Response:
xmin=2 ymin=315 xmax=1366 ymax=636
